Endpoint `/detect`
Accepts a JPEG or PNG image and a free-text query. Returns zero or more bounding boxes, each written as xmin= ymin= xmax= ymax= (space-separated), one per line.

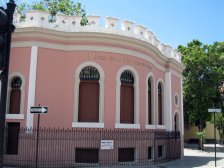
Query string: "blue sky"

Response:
xmin=1 ymin=0 xmax=224 ymax=48
xmin=78 ymin=0 xmax=224 ymax=48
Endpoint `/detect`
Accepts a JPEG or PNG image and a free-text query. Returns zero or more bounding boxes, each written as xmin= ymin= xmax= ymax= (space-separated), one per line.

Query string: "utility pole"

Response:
xmin=0 ymin=1 xmax=16 ymax=167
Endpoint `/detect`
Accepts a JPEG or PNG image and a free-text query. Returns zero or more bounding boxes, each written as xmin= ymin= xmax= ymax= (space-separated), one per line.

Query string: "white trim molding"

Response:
xmin=72 ymin=122 xmax=104 ymax=128
xmin=180 ymin=79 xmax=184 ymax=135
xmin=145 ymin=125 xmax=156 ymax=129
xmin=180 ymin=79 xmax=184 ymax=157
xmin=6 ymin=72 xmax=26 ymax=118
xmin=156 ymin=125 xmax=166 ymax=129
xmin=145 ymin=72 xmax=155 ymax=128
xmin=6 ymin=114 xmax=25 ymax=120
xmin=165 ymin=72 xmax=172 ymax=131
xmin=115 ymin=65 xmax=140 ymax=128
xmin=26 ymin=46 xmax=38 ymax=128
xmin=115 ymin=123 xmax=140 ymax=129
xmin=73 ymin=61 xmax=105 ymax=128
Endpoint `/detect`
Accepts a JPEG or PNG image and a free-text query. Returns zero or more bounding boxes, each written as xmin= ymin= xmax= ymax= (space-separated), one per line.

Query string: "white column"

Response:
xmin=26 ymin=46 xmax=38 ymax=128
xmin=180 ymin=79 xmax=184 ymax=136
xmin=180 ymin=79 xmax=184 ymax=157
xmin=165 ymin=71 xmax=172 ymax=131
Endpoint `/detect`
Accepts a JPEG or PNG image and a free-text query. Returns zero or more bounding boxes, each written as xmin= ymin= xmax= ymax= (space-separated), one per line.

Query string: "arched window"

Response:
xmin=78 ymin=66 xmax=100 ymax=122
xmin=174 ymin=94 xmax=179 ymax=108
xmin=174 ymin=113 xmax=179 ymax=132
xmin=120 ymin=70 xmax=134 ymax=124
xmin=148 ymin=78 xmax=152 ymax=125
xmin=158 ymin=82 xmax=163 ymax=125
xmin=9 ymin=76 xmax=22 ymax=114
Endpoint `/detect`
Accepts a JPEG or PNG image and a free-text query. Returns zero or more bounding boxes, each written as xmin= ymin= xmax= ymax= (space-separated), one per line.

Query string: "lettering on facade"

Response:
xmin=89 ymin=53 xmax=152 ymax=70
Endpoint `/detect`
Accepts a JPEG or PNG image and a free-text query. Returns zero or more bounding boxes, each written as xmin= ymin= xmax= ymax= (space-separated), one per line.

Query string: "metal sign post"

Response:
xmin=30 ymin=105 xmax=48 ymax=168
xmin=35 ymin=114 xmax=40 ymax=168
xmin=208 ymin=108 xmax=221 ymax=167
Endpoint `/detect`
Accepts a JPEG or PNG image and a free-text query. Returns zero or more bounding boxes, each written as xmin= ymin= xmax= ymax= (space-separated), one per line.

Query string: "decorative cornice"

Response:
xmin=13 ymin=10 xmax=182 ymax=63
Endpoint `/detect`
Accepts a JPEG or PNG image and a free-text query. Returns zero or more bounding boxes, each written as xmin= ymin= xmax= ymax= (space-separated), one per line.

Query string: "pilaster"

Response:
xmin=26 ymin=46 xmax=38 ymax=128
xmin=165 ymin=71 xmax=172 ymax=131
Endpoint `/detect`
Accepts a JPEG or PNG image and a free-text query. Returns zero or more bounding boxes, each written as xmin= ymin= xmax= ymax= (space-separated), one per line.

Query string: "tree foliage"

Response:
xmin=212 ymin=113 xmax=224 ymax=141
xmin=178 ymin=40 xmax=224 ymax=132
xmin=16 ymin=0 xmax=88 ymax=25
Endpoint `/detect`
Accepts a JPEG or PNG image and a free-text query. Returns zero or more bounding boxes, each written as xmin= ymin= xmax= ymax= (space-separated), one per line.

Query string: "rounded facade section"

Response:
xmin=6 ymin=13 xmax=184 ymax=166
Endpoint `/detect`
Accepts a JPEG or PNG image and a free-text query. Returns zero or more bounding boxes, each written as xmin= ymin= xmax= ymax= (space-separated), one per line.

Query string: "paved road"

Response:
xmin=156 ymin=144 xmax=224 ymax=168
xmin=102 ymin=144 xmax=224 ymax=168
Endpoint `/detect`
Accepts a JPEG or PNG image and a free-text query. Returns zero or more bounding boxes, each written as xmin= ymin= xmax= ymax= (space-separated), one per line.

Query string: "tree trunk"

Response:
xmin=197 ymin=120 xmax=204 ymax=150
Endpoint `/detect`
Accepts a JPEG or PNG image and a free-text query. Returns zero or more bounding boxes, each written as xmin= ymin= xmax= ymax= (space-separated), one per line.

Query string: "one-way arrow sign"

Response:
xmin=208 ymin=108 xmax=221 ymax=113
xmin=30 ymin=106 xmax=48 ymax=114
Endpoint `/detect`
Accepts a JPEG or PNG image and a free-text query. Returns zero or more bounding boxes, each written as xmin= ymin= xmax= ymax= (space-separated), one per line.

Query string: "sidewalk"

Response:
xmin=156 ymin=144 xmax=224 ymax=168
xmin=99 ymin=144 xmax=224 ymax=168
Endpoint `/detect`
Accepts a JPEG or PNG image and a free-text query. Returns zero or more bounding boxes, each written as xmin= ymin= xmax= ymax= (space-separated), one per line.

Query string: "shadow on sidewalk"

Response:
xmin=157 ymin=144 xmax=224 ymax=168
xmin=157 ymin=156 xmax=223 ymax=168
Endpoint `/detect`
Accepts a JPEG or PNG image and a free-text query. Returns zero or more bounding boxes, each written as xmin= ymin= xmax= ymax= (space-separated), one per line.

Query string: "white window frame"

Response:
xmin=115 ymin=65 xmax=140 ymax=129
xmin=73 ymin=61 xmax=105 ymax=128
xmin=174 ymin=93 xmax=179 ymax=108
xmin=6 ymin=72 xmax=26 ymax=120
xmin=156 ymin=79 xmax=166 ymax=129
xmin=174 ymin=111 xmax=179 ymax=131
xmin=145 ymin=73 xmax=156 ymax=129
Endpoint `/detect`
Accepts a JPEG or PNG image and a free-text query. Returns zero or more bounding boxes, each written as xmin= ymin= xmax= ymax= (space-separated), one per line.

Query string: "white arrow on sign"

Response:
xmin=40 ymin=107 xmax=47 ymax=113
xmin=208 ymin=108 xmax=221 ymax=113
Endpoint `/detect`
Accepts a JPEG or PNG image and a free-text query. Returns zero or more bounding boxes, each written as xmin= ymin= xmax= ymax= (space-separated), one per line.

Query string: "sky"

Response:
xmin=1 ymin=0 xmax=224 ymax=48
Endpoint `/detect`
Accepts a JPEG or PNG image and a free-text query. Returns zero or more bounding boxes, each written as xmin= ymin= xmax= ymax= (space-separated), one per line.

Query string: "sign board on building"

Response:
xmin=208 ymin=109 xmax=221 ymax=113
xmin=30 ymin=106 xmax=48 ymax=114
xmin=100 ymin=140 xmax=113 ymax=150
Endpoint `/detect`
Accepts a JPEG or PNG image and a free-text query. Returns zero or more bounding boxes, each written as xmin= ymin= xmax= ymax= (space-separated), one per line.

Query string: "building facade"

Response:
xmin=2 ymin=11 xmax=184 ymax=166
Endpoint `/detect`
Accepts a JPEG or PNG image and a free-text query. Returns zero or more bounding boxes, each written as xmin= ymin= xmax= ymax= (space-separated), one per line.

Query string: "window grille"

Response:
xmin=120 ymin=70 xmax=134 ymax=84
xmin=158 ymin=82 xmax=162 ymax=94
xmin=148 ymin=79 xmax=152 ymax=91
xmin=80 ymin=66 xmax=100 ymax=81
xmin=11 ymin=76 xmax=22 ymax=89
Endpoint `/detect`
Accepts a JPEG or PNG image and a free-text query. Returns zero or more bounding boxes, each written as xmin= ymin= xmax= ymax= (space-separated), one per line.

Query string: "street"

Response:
xmin=157 ymin=144 xmax=224 ymax=168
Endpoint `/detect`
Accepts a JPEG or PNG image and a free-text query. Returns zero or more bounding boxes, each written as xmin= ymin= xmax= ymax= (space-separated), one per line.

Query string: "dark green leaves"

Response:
xmin=16 ymin=0 xmax=88 ymax=25
xmin=178 ymin=40 xmax=224 ymax=131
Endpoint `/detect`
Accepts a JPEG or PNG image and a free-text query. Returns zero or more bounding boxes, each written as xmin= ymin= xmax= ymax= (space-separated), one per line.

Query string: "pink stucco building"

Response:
xmin=3 ymin=11 xmax=184 ymax=166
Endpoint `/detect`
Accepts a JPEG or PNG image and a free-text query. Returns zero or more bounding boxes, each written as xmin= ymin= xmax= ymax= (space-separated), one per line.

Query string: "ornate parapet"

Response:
xmin=13 ymin=10 xmax=182 ymax=63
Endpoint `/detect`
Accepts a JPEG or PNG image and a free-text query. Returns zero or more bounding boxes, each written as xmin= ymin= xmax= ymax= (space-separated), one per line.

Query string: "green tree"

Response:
xmin=210 ymin=42 xmax=224 ymax=143
xmin=178 ymin=40 xmax=224 ymax=131
xmin=16 ymin=0 xmax=88 ymax=25
xmin=212 ymin=112 xmax=224 ymax=143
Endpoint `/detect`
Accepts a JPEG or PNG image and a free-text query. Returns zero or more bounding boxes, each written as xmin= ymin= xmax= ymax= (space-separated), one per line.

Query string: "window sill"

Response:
xmin=156 ymin=125 xmax=166 ymax=129
xmin=145 ymin=125 xmax=156 ymax=129
xmin=6 ymin=114 xmax=24 ymax=120
xmin=115 ymin=123 xmax=140 ymax=129
xmin=72 ymin=122 xmax=104 ymax=128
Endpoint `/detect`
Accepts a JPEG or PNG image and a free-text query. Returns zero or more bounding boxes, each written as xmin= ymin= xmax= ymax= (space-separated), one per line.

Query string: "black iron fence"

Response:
xmin=4 ymin=128 xmax=181 ymax=167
